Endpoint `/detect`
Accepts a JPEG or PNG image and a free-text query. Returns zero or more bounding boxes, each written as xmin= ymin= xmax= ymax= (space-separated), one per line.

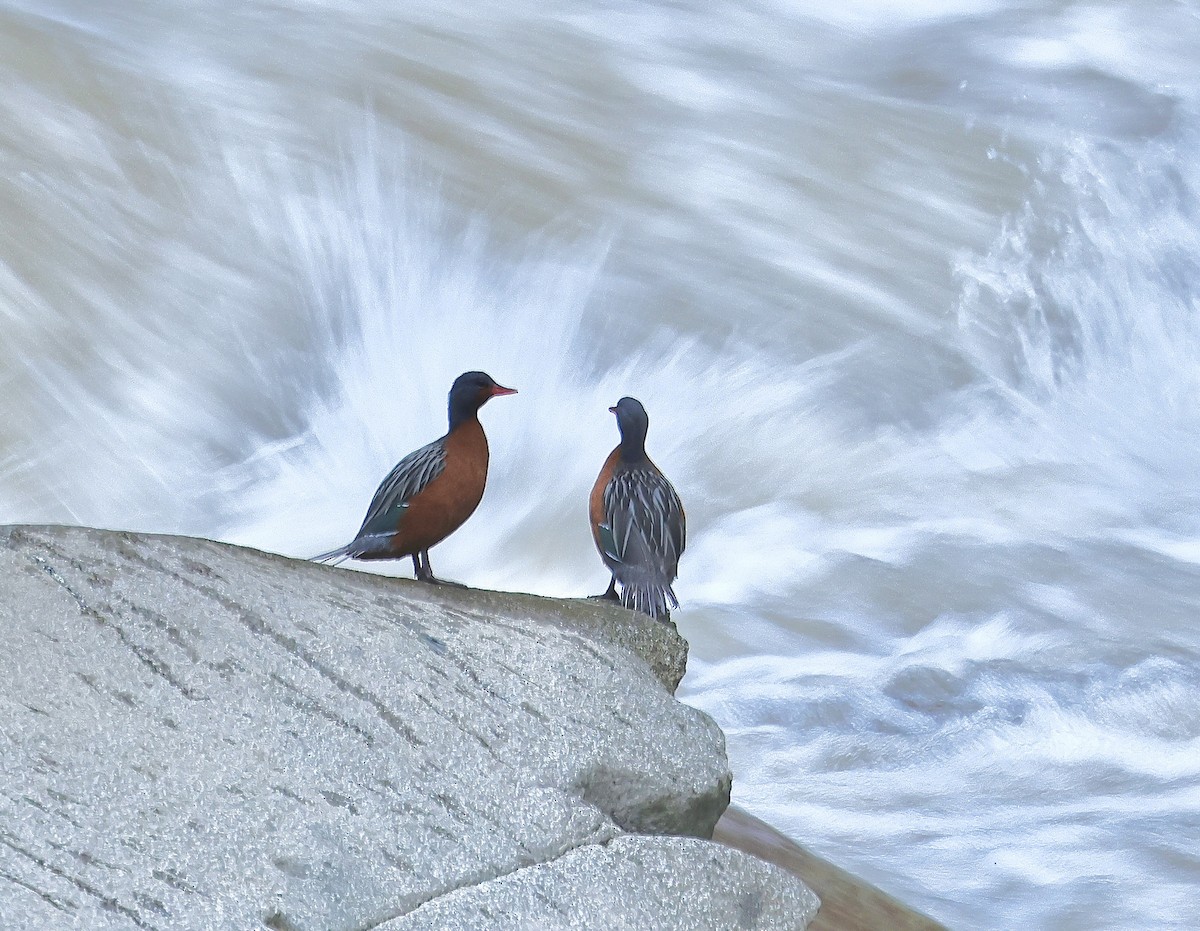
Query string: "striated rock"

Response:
xmin=0 ymin=525 xmax=815 ymax=930
xmin=384 ymin=835 xmax=821 ymax=930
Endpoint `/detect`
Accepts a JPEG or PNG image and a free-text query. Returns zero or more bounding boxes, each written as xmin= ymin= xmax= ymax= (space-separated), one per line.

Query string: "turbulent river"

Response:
xmin=3 ymin=2 xmax=1200 ymax=928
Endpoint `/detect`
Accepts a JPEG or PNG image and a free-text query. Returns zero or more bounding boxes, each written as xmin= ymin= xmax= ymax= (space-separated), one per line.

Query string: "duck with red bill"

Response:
xmin=313 ymin=371 xmax=516 ymax=584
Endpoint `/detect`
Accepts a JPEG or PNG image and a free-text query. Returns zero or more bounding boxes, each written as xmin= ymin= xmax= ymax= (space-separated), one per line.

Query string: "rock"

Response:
xmin=714 ymin=807 xmax=949 ymax=931
xmin=0 ymin=525 xmax=812 ymax=931
xmin=383 ymin=834 xmax=821 ymax=930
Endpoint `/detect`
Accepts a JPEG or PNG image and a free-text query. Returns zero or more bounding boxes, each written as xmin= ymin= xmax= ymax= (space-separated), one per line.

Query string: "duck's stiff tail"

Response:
xmin=310 ymin=531 xmax=397 ymax=565
xmin=620 ymin=582 xmax=679 ymax=622
xmin=310 ymin=544 xmax=354 ymax=566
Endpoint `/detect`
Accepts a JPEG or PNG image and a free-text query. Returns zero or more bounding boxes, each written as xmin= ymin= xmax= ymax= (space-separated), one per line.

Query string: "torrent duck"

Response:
xmin=314 ymin=370 xmax=516 ymax=582
xmin=589 ymin=396 xmax=686 ymax=619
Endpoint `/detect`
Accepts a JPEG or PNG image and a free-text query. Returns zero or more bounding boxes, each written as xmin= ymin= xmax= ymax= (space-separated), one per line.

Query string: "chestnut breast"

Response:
xmin=387 ymin=418 xmax=489 ymax=556
xmin=589 ymin=446 xmax=621 ymax=554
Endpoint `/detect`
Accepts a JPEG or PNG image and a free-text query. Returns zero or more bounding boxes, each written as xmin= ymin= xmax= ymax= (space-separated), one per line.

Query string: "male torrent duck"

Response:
xmin=314 ymin=370 xmax=516 ymax=582
xmin=589 ymin=396 xmax=686 ymax=619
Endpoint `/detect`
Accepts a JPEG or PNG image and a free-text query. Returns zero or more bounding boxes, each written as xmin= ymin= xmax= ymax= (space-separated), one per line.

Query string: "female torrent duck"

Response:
xmin=589 ymin=396 xmax=686 ymax=619
xmin=314 ymin=371 xmax=516 ymax=583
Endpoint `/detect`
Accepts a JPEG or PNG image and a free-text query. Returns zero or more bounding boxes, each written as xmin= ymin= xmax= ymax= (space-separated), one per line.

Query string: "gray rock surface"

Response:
xmin=384 ymin=834 xmax=821 ymax=930
xmin=0 ymin=525 xmax=810 ymax=931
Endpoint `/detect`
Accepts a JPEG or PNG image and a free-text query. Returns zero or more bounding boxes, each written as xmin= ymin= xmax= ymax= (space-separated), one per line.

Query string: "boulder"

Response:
xmin=0 ymin=525 xmax=815 ymax=930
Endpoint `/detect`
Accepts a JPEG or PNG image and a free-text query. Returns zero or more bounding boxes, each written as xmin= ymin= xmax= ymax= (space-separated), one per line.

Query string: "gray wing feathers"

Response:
xmin=602 ymin=467 xmax=685 ymax=619
xmin=311 ymin=437 xmax=447 ymax=563
xmin=356 ymin=437 xmax=447 ymax=541
xmin=314 ymin=440 xmax=446 ymax=562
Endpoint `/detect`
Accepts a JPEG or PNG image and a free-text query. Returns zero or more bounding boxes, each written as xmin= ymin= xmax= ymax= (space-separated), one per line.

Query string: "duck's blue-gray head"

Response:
xmin=449 ymin=371 xmax=517 ymax=428
xmin=609 ymin=396 xmax=649 ymax=460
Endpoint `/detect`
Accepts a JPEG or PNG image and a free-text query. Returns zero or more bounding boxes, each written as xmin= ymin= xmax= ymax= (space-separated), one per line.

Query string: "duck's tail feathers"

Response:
xmin=311 ymin=531 xmax=401 ymax=565
xmin=620 ymin=582 xmax=679 ymax=622
xmin=310 ymin=544 xmax=354 ymax=566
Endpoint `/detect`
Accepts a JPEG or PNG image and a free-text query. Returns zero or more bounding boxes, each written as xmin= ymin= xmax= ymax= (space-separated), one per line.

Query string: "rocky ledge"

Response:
xmin=0 ymin=525 xmax=820 ymax=930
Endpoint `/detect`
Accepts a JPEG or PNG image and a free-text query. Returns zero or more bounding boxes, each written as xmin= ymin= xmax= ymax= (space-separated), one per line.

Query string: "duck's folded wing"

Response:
xmin=355 ymin=436 xmax=448 ymax=541
xmin=602 ymin=467 xmax=686 ymax=575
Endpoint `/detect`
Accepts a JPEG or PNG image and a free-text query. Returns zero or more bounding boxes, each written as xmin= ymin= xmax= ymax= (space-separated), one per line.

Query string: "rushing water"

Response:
xmin=3 ymin=2 xmax=1200 ymax=928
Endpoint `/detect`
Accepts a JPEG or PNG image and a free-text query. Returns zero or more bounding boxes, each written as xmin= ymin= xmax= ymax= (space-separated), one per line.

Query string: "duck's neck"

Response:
xmin=618 ymin=430 xmax=649 ymax=465
xmin=449 ymin=399 xmax=481 ymax=433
